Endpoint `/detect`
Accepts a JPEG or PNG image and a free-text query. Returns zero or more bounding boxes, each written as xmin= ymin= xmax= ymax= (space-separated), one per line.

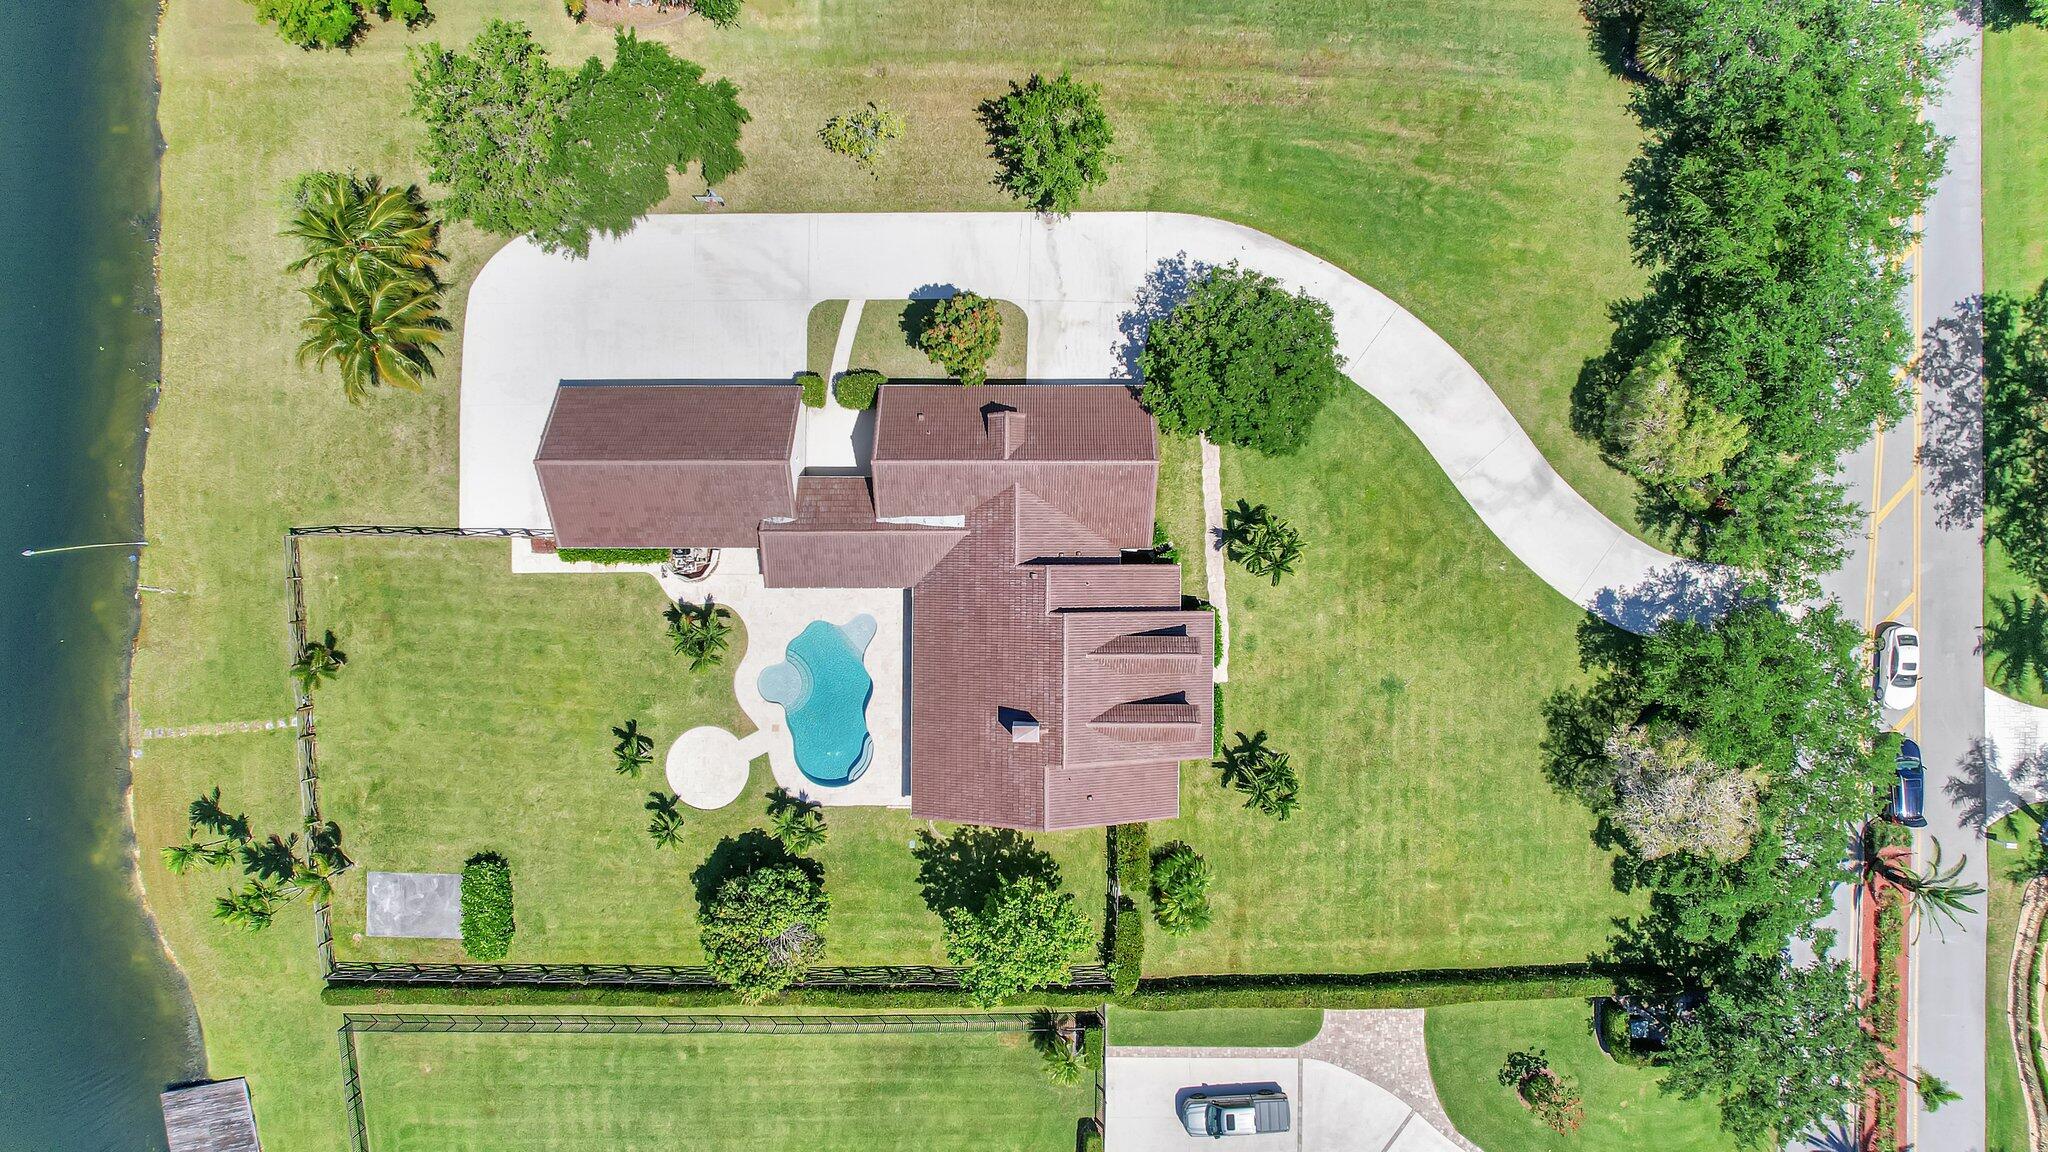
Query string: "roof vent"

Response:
xmin=1000 ymin=707 xmax=1041 ymax=744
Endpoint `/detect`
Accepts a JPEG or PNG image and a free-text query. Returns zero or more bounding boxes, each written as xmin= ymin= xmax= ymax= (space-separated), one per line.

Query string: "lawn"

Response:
xmin=805 ymin=299 xmax=847 ymax=377
xmin=1143 ymin=389 xmax=1639 ymax=976
xmin=1154 ymin=431 xmax=1208 ymax=599
xmin=847 ymin=298 xmax=1029 ymax=380
xmin=1110 ymin=1007 xmax=1325 ymax=1048
xmin=1988 ymin=809 xmax=2039 ymax=1152
xmin=1425 ymin=998 xmax=1731 ymax=1151
xmin=303 ymin=536 xmax=1104 ymax=967
xmin=355 ymin=1027 xmax=1095 ymax=1152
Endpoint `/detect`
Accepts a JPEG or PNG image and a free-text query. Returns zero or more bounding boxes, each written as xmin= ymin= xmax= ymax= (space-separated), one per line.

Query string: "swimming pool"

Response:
xmin=758 ymin=615 xmax=876 ymax=786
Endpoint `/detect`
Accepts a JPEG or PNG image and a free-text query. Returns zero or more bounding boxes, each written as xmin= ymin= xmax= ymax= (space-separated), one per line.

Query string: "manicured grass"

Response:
xmin=303 ymin=536 xmax=1105 ymax=966
xmin=1154 ymin=431 xmax=1208 ymax=599
xmin=806 ymin=298 xmax=848 ymax=378
xmin=1987 ymin=539 xmax=2048 ymax=707
xmin=1426 ymin=998 xmax=1729 ymax=1151
xmin=1988 ymin=810 xmax=2038 ymax=1152
xmin=356 ymin=1028 xmax=1094 ymax=1151
xmin=1143 ymin=389 xmax=1639 ymax=976
xmin=1110 ymin=1007 xmax=1324 ymax=1048
xmin=1985 ymin=23 xmax=2048 ymax=298
xmin=846 ymin=298 xmax=1028 ymax=380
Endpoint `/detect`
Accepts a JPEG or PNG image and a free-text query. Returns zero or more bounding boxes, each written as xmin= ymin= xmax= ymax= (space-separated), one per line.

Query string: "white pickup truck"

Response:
xmin=1179 ymin=1090 xmax=1291 ymax=1138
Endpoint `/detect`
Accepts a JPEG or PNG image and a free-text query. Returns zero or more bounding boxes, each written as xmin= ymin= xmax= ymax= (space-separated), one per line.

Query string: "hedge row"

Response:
xmin=556 ymin=548 xmax=669 ymax=565
xmin=1108 ymin=824 xmax=1150 ymax=996
xmin=460 ymin=853 xmax=515 ymax=961
xmin=322 ymin=984 xmax=1107 ymax=1010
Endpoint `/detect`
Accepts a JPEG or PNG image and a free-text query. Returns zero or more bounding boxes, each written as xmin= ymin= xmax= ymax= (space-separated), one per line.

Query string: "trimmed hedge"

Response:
xmin=1125 ymin=965 xmax=1617 ymax=1010
xmin=796 ymin=371 xmax=826 ymax=409
xmin=556 ymin=548 xmax=669 ymax=565
xmin=834 ymin=368 xmax=884 ymax=410
xmin=1112 ymin=823 xmax=1150 ymax=892
xmin=1213 ymin=683 xmax=1225 ymax=755
xmin=1107 ymin=823 xmax=1149 ymax=996
xmin=1110 ymin=906 xmax=1144 ymax=997
xmin=460 ymin=852 xmax=515 ymax=960
xmin=321 ymin=984 xmax=1106 ymax=1009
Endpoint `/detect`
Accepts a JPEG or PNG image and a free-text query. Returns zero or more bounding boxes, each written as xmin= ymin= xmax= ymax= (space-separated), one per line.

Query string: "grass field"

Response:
xmin=1143 ymin=390 xmax=1638 ymax=976
xmin=847 ymin=298 xmax=1029 ymax=380
xmin=1110 ymin=1007 xmax=1325 ymax=1048
xmin=1988 ymin=810 xmax=2039 ymax=1152
xmin=1426 ymin=998 xmax=1730 ymax=1151
xmin=136 ymin=0 xmax=1650 ymax=1145
xmin=303 ymin=536 xmax=1104 ymax=966
xmin=355 ymin=1027 xmax=1095 ymax=1151
xmin=805 ymin=299 xmax=848 ymax=377
xmin=1154 ymin=431 xmax=1208 ymax=599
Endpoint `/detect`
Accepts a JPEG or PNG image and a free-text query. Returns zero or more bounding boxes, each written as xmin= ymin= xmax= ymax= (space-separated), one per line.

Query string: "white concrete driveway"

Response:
xmin=460 ymin=212 xmax=1724 ymax=631
xmin=1106 ymin=1056 xmax=1464 ymax=1152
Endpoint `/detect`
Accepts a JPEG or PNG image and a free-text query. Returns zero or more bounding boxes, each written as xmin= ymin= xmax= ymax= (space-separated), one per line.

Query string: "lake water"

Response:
xmin=0 ymin=5 xmax=204 ymax=1150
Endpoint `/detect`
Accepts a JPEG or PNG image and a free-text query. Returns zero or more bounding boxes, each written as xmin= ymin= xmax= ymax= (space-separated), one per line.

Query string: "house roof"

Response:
xmin=760 ymin=476 xmax=966 ymax=588
xmin=908 ymin=487 xmax=1213 ymax=831
xmin=871 ymin=385 xmax=1159 ymax=548
xmin=534 ymin=384 xmax=798 ymax=548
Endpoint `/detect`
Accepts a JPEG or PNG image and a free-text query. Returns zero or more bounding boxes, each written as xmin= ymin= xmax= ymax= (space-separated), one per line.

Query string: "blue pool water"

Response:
xmin=758 ymin=617 xmax=876 ymax=786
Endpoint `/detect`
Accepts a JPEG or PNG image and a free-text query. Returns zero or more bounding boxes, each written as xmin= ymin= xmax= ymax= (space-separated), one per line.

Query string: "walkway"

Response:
xmin=461 ymin=213 xmax=1721 ymax=632
xmin=1110 ymin=1010 xmax=1479 ymax=1152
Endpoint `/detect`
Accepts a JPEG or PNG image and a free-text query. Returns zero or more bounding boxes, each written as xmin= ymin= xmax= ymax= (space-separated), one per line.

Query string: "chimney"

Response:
xmin=1001 ymin=707 xmax=1041 ymax=744
xmin=988 ymin=408 xmax=1025 ymax=458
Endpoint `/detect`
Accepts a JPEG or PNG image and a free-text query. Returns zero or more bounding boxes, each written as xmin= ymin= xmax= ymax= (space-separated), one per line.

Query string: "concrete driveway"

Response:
xmin=1107 ymin=1056 xmax=1464 ymax=1152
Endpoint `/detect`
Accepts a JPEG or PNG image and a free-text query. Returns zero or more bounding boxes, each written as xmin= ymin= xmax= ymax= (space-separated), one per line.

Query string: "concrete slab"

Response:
xmin=1107 ymin=1056 xmax=1301 ymax=1152
xmin=365 ymin=871 xmax=461 ymax=939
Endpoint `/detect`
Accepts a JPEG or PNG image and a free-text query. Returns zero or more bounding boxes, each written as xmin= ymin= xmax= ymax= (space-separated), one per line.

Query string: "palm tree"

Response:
xmin=1874 ymin=837 xmax=1986 ymax=940
xmin=766 ymin=788 xmax=827 ymax=852
xmin=1916 ymin=1069 xmax=1962 ymax=1112
xmin=645 ymin=792 xmax=685 ymax=848
xmin=241 ymin=832 xmax=302 ymax=884
xmin=297 ymin=267 xmax=450 ymax=404
xmin=665 ymin=600 xmax=734 ymax=671
xmin=1221 ymin=500 xmax=1303 ymax=586
xmin=613 ymin=719 xmax=654 ymax=777
xmin=291 ymin=630 xmax=348 ymax=692
xmin=284 ymin=173 xmax=442 ymax=289
xmin=307 ymin=819 xmax=352 ymax=874
xmin=187 ymin=787 xmax=252 ymax=842
xmin=213 ymin=881 xmax=280 ymax=932
xmin=1217 ymin=730 xmax=1300 ymax=820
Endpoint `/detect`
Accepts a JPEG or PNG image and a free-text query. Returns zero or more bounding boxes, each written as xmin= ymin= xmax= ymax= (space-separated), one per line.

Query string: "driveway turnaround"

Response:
xmin=461 ymin=212 xmax=1722 ymax=632
xmin=1106 ymin=1056 xmax=1464 ymax=1152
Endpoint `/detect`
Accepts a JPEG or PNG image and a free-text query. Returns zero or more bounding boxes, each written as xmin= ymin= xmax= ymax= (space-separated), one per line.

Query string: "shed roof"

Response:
xmin=161 ymin=1079 xmax=261 ymax=1152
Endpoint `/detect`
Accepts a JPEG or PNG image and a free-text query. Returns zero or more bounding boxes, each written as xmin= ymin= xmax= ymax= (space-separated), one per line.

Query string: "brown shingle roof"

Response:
xmin=872 ymin=384 xmax=1159 ymax=548
xmin=908 ymin=487 xmax=1213 ymax=831
xmin=534 ymin=384 xmax=797 ymax=548
xmin=760 ymin=476 xmax=965 ymax=588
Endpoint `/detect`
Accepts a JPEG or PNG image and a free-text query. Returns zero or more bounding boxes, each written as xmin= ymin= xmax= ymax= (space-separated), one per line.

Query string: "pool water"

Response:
xmin=758 ymin=617 xmax=876 ymax=786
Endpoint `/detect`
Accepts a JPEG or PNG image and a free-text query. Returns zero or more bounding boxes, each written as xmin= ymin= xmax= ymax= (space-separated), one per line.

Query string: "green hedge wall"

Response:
xmin=1125 ymin=965 xmax=1615 ymax=1010
xmin=460 ymin=852 xmax=516 ymax=961
xmin=556 ymin=548 xmax=670 ymax=565
xmin=322 ymin=984 xmax=1107 ymax=1009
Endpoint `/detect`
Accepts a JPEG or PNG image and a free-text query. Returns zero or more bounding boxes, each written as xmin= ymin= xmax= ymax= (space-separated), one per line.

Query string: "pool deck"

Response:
xmin=512 ymin=542 xmax=909 ymax=809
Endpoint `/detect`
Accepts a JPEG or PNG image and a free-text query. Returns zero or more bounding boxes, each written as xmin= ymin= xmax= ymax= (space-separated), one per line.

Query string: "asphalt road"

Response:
xmin=1815 ymin=11 xmax=1987 ymax=1149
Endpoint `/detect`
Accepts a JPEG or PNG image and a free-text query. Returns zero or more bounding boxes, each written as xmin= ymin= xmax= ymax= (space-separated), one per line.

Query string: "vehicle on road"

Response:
xmin=1889 ymin=738 xmax=1927 ymax=828
xmin=1180 ymin=1090 xmax=1290 ymax=1138
xmin=1876 ymin=622 xmax=1921 ymax=711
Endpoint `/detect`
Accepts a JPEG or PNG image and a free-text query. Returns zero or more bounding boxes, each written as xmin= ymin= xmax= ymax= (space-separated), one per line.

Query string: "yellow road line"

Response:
xmin=1873 ymin=470 xmax=1921 ymax=525
xmin=1884 ymin=591 xmax=1916 ymax=623
xmin=1891 ymin=702 xmax=1920 ymax=734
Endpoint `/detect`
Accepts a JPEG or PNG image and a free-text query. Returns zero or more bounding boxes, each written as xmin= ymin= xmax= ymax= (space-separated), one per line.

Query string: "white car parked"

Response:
xmin=1876 ymin=622 xmax=1921 ymax=711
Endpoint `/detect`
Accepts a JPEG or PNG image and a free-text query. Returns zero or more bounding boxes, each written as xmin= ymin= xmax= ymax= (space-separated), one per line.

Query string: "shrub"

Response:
xmin=692 ymin=0 xmax=742 ymax=26
xmin=1110 ymin=903 xmax=1144 ymax=998
xmin=1138 ymin=263 xmax=1342 ymax=457
xmin=796 ymin=371 xmax=826 ymax=409
xmin=977 ymin=73 xmax=1117 ymax=215
xmin=249 ymin=0 xmax=364 ymax=49
xmin=1498 ymin=1048 xmax=1582 ymax=1134
xmin=564 ymin=0 xmax=585 ymax=19
xmin=558 ymin=547 xmax=669 ymax=565
xmin=1112 ymin=823 xmax=1151 ymax=891
xmin=918 ymin=292 xmax=1004 ymax=384
xmin=1596 ymin=999 xmax=1660 ymax=1067
xmin=379 ymin=0 xmax=429 ymax=27
xmin=699 ymin=861 xmax=828 ymax=1002
xmin=942 ymin=874 xmax=1092 ymax=1007
xmin=819 ymin=103 xmax=905 ymax=174
xmin=834 ymin=369 xmax=884 ymax=410
xmin=1212 ymin=683 xmax=1225 ymax=755
xmin=460 ymin=852 xmax=515 ymax=960
xmin=1149 ymin=842 xmax=1213 ymax=936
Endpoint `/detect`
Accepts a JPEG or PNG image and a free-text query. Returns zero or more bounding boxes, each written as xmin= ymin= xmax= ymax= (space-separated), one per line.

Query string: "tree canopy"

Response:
xmin=247 ymin=0 xmax=423 ymax=49
xmin=940 ymin=873 xmax=1091 ymax=1007
xmin=977 ymin=73 xmax=1116 ymax=215
xmin=409 ymin=23 xmax=748 ymax=255
xmin=699 ymin=861 xmax=827 ymax=1002
xmin=1138 ymin=263 xmax=1342 ymax=457
xmin=918 ymin=291 xmax=1004 ymax=384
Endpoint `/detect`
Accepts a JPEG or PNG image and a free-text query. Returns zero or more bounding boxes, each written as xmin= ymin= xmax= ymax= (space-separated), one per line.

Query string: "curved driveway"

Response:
xmin=461 ymin=212 xmax=1723 ymax=630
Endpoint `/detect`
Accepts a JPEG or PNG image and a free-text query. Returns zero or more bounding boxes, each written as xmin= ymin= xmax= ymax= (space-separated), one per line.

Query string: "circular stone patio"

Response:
xmin=666 ymin=725 xmax=752 ymax=809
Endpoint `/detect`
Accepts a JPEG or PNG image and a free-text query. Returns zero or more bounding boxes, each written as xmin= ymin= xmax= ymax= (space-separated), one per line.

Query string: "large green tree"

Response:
xmin=409 ymin=21 xmax=576 ymax=242
xmin=940 ymin=873 xmax=1091 ymax=1007
xmin=699 ymin=862 xmax=827 ymax=1002
xmin=1138 ymin=264 xmax=1342 ymax=457
xmin=1987 ymin=281 xmax=2048 ymax=590
xmin=977 ymin=73 xmax=1116 ymax=215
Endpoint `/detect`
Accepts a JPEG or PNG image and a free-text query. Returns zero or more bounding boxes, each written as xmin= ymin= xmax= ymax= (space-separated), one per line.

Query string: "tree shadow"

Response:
xmin=1113 ymin=253 xmax=1211 ymax=380
xmin=690 ymin=830 xmax=820 ymax=917
xmin=899 ymin=283 xmax=959 ymax=354
xmin=1585 ymin=562 xmax=1743 ymax=634
xmin=1987 ymin=591 xmax=2048 ymax=697
xmin=1576 ymin=0 xmax=1638 ymax=79
xmin=1917 ymin=296 xmax=1985 ymax=530
xmin=1983 ymin=0 xmax=2038 ymax=31
xmin=911 ymin=825 xmax=1061 ymax=918
xmin=1947 ymin=736 xmax=1999 ymax=832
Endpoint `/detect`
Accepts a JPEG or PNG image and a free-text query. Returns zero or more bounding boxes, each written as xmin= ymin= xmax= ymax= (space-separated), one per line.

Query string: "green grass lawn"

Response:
xmin=805 ymin=299 xmax=848 ymax=378
xmin=303 ymin=536 xmax=1104 ymax=967
xmin=1426 ymin=998 xmax=1732 ymax=1151
xmin=846 ymin=298 xmax=1029 ymax=380
xmin=1154 ymin=431 xmax=1208 ymax=599
xmin=1988 ymin=809 xmax=2039 ymax=1152
xmin=1143 ymin=390 xmax=1638 ymax=976
xmin=1110 ymin=1007 xmax=1324 ymax=1048
xmin=356 ymin=1028 xmax=1094 ymax=1151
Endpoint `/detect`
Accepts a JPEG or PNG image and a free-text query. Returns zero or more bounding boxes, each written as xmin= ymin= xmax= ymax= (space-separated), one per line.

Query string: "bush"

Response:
xmin=941 ymin=874 xmax=1093 ymax=1007
xmin=691 ymin=0 xmax=742 ymax=26
xmin=1112 ymin=823 xmax=1150 ymax=890
xmin=1138 ymin=263 xmax=1342 ymax=457
xmin=557 ymin=547 xmax=669 ymax=565
xmin=1110 ymin=903 xmax=1144 ymax=998
xmin=796 ymin=371 xmax=826 ymax=409
xmin=1127 ymin=965 xmax=1614 ymax=1009
xmin=1149 ymin=842 xmax=1213 ymax=936
xmin=564 ymin=0 xmax=585 ymax=20
xmin=1213 ymin=683 xmax=1225 ymax=755
xmin=834 ymin=369 xmax=884 ymax=410
xmin=918 ymin=292 xmax=1004 ymax=385
xmin=1597 ymin=999 xmax=1660 ymax=1067
xmin=819 ymin=103 xmax=905 ymax=174
xmin=1498 ymin=1048 xmax=1583 ymax=1134
xmin=977 ymin=73 xmax=1116 ymax=215
xmin=249 ymin=0 xmax=364 ymax=49
xmin=699 ymin=861 xmax=828 ymax=1002
xmin=379 ymin=0 xmax=429 ymax=27
xmin=460 ymin=852 xmax=515 ymax=960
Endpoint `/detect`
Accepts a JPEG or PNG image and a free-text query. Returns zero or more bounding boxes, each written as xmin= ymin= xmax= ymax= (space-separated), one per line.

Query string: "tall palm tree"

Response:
xmin=284 ymin=173 xmax=442 ymax=288
xmin=766 ymin=788 xmax=827 ymax=852
xmin=645 ymin=792 xmax=685 ymax=848
xmin=665 ymin=600 xmax=734 ymax=671
xmin=613 ymin=719 xmax=654 ymax=777
xmin=297 ymin=267 xmax=449 ymax=404
xmin=187 ymin=787 xmax=252 ymax=842
xmin=292 ymin=629 xmax=348 ymax=692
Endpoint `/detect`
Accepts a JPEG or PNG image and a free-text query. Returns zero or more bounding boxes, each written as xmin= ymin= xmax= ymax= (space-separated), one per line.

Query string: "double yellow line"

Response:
xmin=1861 ymin=232 xmax=1926 ymax=744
